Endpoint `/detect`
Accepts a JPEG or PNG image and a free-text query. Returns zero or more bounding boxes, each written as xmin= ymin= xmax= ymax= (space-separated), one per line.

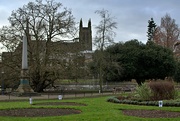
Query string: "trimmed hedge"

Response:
xmin=107 ymin=96 xmax=180 ymax=107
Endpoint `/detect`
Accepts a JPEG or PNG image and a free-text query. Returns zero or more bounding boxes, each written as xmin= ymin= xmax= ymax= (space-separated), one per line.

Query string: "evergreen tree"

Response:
xmin=147 ymin=18 xmax=157 ymax=41
xmin=103 ymin=40 xmax=176 ymax=85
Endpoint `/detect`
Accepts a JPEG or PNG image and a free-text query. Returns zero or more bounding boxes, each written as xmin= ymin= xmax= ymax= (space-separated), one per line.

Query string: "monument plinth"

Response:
xmin=12 ymin=35 xmax=40 ymax=96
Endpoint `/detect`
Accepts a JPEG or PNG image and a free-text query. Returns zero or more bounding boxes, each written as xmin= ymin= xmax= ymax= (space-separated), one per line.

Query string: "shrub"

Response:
xmin=149 ymin=81 xmax=177 ymax=100
xmin=107 ymin=97 xmax=120 ymax=103
xmin=135 ymin=83 xmax=152 ymax=101
xmin=107 ymin=96 xmax=180 ymax=107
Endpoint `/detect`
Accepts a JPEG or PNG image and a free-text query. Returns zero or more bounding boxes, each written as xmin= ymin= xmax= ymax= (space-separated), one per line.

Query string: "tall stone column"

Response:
xmin=13 ymin=35 xmax=39 ymax=96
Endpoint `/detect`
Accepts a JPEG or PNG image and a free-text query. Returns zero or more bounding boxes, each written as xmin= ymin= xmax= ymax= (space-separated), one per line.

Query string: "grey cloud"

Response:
xmin=0 ymin=0 xmax=180 ymax=44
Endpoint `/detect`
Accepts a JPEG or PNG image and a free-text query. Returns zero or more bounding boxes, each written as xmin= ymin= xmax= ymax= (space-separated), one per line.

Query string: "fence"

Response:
xmin=0 ymin=91 xmax=116 ymax=101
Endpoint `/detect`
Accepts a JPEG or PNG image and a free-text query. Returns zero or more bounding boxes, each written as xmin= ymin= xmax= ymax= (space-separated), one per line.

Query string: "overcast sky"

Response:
xmin=0 ymin=0 xmax=180 ymax=44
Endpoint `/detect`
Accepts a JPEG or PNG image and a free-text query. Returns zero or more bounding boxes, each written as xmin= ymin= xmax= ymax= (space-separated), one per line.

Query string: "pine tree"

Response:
xmin=147 ymin=18 xmax=157 ymax=41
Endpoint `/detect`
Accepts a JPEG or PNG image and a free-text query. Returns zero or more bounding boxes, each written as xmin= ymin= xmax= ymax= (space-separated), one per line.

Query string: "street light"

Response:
xmin=1 ymin=71 xmax=4 ymax=95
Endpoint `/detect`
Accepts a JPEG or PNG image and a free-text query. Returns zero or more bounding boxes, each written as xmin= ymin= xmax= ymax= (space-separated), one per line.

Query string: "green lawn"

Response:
xmin=0 ymin=96 xmax=180 ymax=121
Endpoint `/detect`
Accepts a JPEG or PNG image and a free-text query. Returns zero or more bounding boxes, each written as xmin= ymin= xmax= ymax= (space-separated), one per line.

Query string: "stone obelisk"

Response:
xmin=14 ymin=34 xmax=37 ymax=96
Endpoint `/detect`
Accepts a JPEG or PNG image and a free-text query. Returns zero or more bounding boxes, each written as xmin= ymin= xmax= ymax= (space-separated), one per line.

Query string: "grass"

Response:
xmin=0 ymin=96 xmax=180 ymax=121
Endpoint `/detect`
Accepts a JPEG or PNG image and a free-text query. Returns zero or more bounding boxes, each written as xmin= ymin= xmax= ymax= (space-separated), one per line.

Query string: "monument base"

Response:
xmin=11 ymin=91 xmax=41 ymax=97
xmin=11 ymin=84 xmax=41 ymax=97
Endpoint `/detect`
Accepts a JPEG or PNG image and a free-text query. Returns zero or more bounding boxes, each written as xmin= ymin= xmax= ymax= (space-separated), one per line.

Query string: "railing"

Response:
xmin=0 ymin=91 xmax=117 ymax=101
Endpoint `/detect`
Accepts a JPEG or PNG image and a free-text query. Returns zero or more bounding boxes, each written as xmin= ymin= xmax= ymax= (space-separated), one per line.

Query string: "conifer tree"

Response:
xmin=147 ymin=18 xmax=157 ymax=41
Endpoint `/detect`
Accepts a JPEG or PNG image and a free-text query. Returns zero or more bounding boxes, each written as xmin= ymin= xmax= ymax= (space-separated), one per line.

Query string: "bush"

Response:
xmin=135 ymin=83 xmax=152 ymax=101
xmin=107 ymin=96 xmax=180 ymax=107
xmin=149 ymin=81 xmax=177 ymax=100
xmin=107 ymin=97 xmax=120 ymax=103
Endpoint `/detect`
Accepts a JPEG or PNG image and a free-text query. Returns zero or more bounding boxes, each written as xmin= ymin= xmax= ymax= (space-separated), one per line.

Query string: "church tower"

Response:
xmin=79 ymin=19 xmax=92 ymax=51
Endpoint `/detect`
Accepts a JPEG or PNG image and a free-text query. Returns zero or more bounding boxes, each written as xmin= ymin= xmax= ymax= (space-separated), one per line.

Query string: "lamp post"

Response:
xmin=1 ymin=71 xmax=4 ymax=95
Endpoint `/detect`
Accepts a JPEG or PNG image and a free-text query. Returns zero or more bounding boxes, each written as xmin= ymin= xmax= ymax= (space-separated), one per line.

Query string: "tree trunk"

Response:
xmin=34 ymin=83 xmax=44 ymax=92
xmin=136 ymin=79 xmax=145 ymax=86
xmin=99 ymin=48 xmax=104 ymax=93
xmin=99 ymin=65 xmax=103 ymax=93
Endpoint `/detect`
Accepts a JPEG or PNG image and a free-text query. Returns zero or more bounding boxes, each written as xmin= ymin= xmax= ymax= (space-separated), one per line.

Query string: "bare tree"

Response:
xmin=153 ymin=13 xmax=180 ymax=50
xmin=0 ymin=26 xmax=22 ymax=52
xmin=94 ymin=9 xmax=117 ymax=92
xmin=0 ymin=0 xmax=75 ymax=92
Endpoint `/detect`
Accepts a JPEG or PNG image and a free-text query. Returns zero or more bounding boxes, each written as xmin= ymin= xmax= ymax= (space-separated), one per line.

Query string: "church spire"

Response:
xmin=80 ymin=18 xmax=83 ymax=28
xmin=88 ymin=19 xmax=91 ymax=28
